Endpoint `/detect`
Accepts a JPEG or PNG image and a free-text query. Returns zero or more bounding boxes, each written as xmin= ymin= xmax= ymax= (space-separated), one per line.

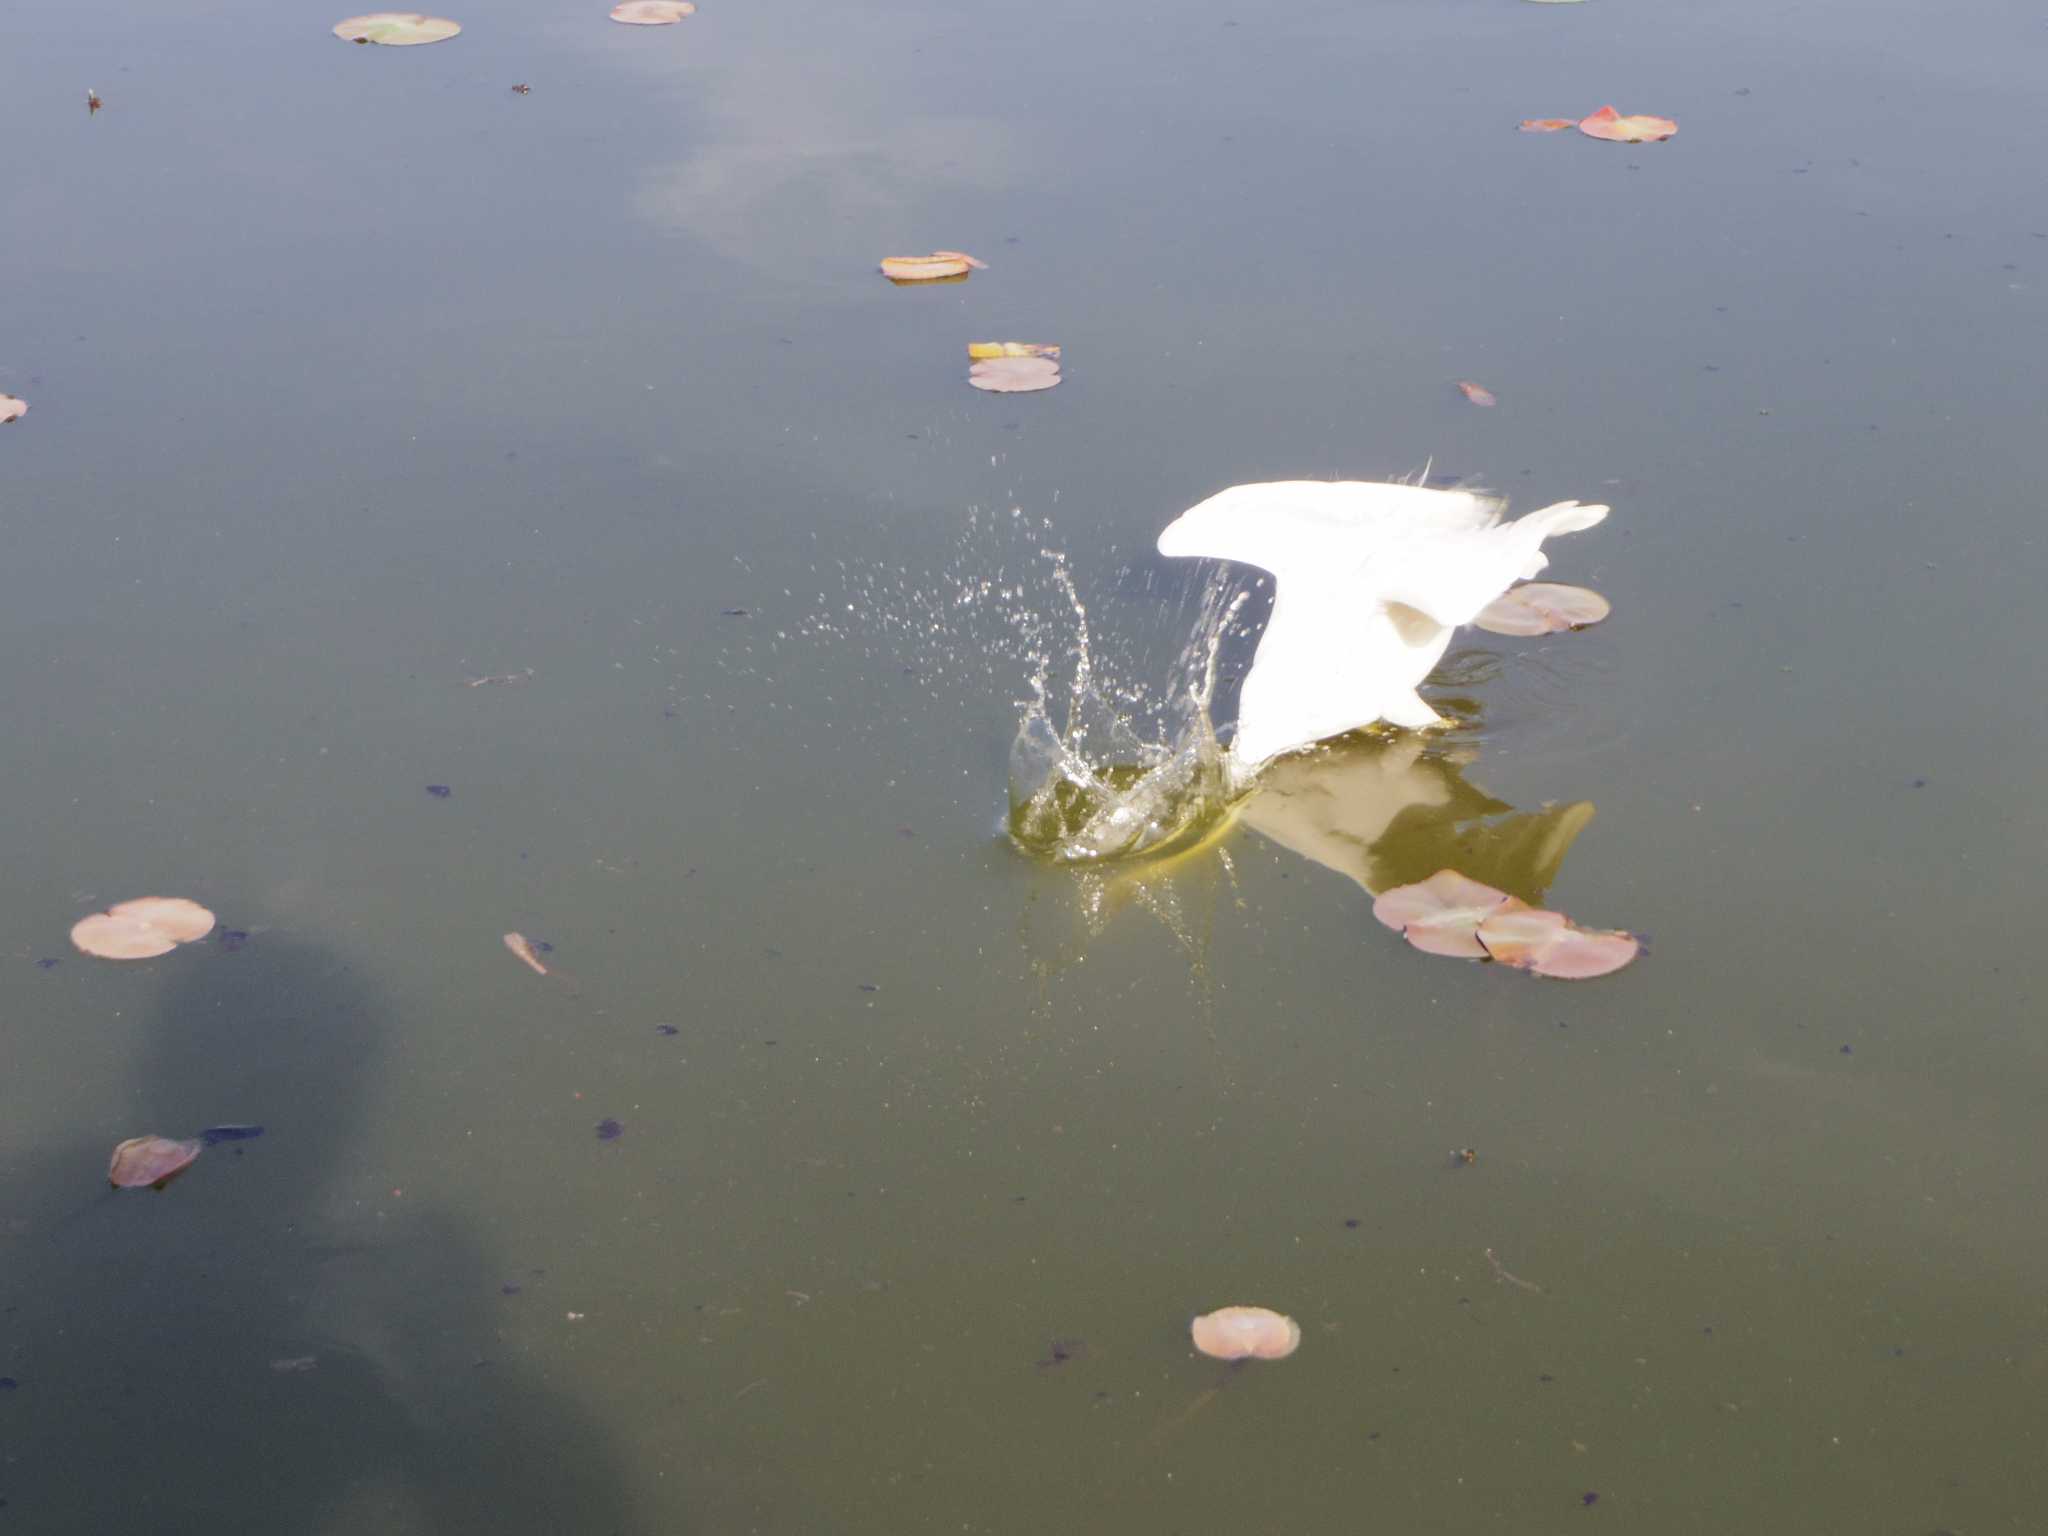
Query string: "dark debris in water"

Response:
xmin=426 ymin=784 xmax=453 ymax=799
xmin=1035 ymin=1337 xmax=1087 ymax=1370
xmin=217 ymin=929 xmax=250 ymax=952
xmin=199 ymin=1124 xmax=264 ymax=1147
xmin=501 ymin=1282 xmax=522 ymax=1295
xmin=654 ymin=1024 xmax=680 ymax=1036
xmin=595 ymin=1119 xmax=624 ymax=1142
xmin=34 ymin=957 xmax=59 ymax=970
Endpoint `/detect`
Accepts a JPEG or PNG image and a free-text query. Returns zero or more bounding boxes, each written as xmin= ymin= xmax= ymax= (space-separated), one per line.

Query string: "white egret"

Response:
xmin=1156 ymin=480 xmax=1608 ymax=773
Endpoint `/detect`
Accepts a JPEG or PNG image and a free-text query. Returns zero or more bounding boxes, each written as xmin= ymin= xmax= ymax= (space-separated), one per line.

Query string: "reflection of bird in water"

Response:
xmin=1156 ymin=480 xmax=1608 ymax=773
xmin=1018 ymin=732 xmax=1593 ymax=978
xmin=1238 ymin=733 xmax=1593 ymax=905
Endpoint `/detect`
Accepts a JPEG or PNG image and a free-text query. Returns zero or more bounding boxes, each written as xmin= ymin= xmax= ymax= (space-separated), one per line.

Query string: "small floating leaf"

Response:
xmin=109 ymin=1135 xmax=202 ymax=1190
xmin=609 ymin=0 xmax=694 ymax=22
xmin=1473 ymin=582 xmax=1611 ymax=636
xmin=502 ymin=932 xmax=549 ymax=976
xmin=880 ymin=251 xmax=986 ymax=283
xmin=331 ymin=12 xmax=462 ymax=44
xmin=969 ymin=357 xmax=1061 ymax=393
xmin=0 ymin=395 xmax=26 ymax=424
xmin=1371 ymin=870 xmax=1513 ymax=959
xmin=1190 ymin=1306 xmax=1301 ymax=1361
xmin=1518 ymin=118 xmax=1576 ymax=133
xmin=966 ymin=341 xmax=1060 ymax=360
xmin=70 ymin=897 xmax=216 ymax=960
xmin=1456 ymin=380 xmax=1497 ymax=407
xmin=1578 ymin=106 xmax=1677 ymax=143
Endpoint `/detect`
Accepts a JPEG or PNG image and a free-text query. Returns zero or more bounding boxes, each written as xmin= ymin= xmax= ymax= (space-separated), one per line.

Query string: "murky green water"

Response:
xmin=6 ymin=0 xmax=2047 ymax=1530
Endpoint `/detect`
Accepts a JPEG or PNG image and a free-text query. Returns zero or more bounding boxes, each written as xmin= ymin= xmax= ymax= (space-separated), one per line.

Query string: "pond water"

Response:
xmin=4 ymin=0 xmax=2046 ymax=1530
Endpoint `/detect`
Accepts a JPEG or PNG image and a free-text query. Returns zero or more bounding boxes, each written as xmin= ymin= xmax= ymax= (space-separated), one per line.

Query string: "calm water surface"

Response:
xmin=4 ymin=0 xmax=2046 ymax=1530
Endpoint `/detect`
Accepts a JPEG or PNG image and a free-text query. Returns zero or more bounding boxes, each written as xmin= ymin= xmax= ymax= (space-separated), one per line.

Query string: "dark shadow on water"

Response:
xmin=0 ymin=938 xmax=641 ymax=1534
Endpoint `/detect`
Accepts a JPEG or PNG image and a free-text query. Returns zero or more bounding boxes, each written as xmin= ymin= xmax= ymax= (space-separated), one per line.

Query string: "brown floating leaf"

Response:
xmin=609 ymin=0 xmax=695 ymax=22
xmin=966 ymin=341 xmax=1059 ymax=360
xmin=880 ymin=251 xmax=987 ymax=283
xmin=70 ymin=897 xmax=216 ymax=960
xmin=1190 ymin=1306 xmax=1301 ymax=1361
xmin=968 ymin=357 xmax=1060 ymax=393
xmin=1473 ymin=582 xmax=1611 ymax=636
xmin=108 ymin=1136 xmax=203 ymax=1190
xmin=503 ymin=932 xmax=549 ymax=976
xmin=87 ymin=89 xmax=103 ymax=114
xmin=1518 ymin=118 xmax=1574 ymax=133
xmin=1456 ymin=380 xmax=1497 ymax=407
xmin=1578 ymin=106 xmax=1678 ymax=143
xmin=331 ymin=12 xmax=462 ymax=44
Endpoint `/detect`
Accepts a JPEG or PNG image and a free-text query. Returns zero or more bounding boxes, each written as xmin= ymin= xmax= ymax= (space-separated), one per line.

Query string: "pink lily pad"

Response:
xmin=968 ymin=357 xmax=1061 ymax=393
xmin=331 ymin=12 xmax=462 ymax=44
xmin=70 ymin=897 xmax=216 ymax=960
xmin=1190 ymin=1305 xmax=1301 ymax=1361
xmin=609 ymin=0 xmax=695 ymax=23
xmin=1477 ymin=905 xmax=1639 ymax=979
xmin=1578 ymin=106 xmax=1677 ymax=143
xmin=1473 ymin=582 xmax=1611 ymax=637
xmin=108 ymin=1135 xmax=203 ymax=1190
xmin=1372 ymin=870 xmax=1513 ymax=958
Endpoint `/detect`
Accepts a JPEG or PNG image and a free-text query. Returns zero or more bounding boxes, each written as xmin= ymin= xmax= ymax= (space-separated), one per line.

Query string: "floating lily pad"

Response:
xmin=609 ymin=0 xmax=694 ymax=22
xmin=1477 ymin=905 xmax=1639 ymax=979
xmin=1371 ymin=870 xmax=1513 ymax=959
xmin=70 ymin=897 xmax=216 ymax=960
xmin=1473 ymin=582 xmax=1611 ymax=637
xmin=333 ymin=12 xmax=461 ymax=44
xmin=1456 ymin=380 xmax=1497 ymax=407
xmin=969 ymin=357 xmax=1060 ymax=394
xmin=1578 ymin=106 xmax=1677 ymax=143
xmin=0 ymin=396 xmax=25 ymax=424
xmin=880 ymin=251 xmax=986 ymax=283
xmin=1518 ymin=118 xmax=1576 ymax=133
xmin=108 ymin=1135 xmax=202 ymax=1190
xmin=1190 ymin=1306 xmax=1301 ymax=1361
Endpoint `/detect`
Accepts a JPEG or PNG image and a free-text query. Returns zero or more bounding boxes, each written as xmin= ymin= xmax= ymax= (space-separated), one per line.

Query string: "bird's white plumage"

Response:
xmin=1156 ymin=480 xmax=1608 ymax=772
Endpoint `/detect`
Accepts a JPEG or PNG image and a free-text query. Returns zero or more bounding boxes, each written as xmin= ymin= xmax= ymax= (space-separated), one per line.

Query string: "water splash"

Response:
xmin=1005 ymin=553 xmax=1256 ymax=864
xmin=794 ymin=502 xmax=1261 ymax=865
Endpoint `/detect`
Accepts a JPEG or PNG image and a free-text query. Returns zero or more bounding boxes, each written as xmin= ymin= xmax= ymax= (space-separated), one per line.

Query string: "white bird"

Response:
xmin=1156 ymin=480 xmax=1608 ymax=774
